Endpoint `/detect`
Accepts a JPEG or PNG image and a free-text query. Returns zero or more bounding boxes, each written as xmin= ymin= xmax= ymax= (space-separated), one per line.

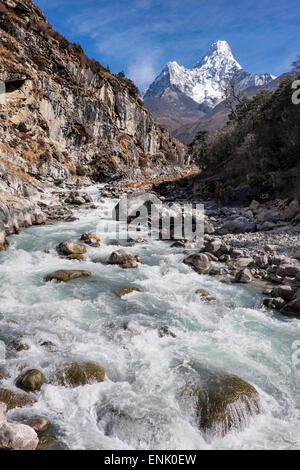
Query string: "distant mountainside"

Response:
xmin=172 ymin=73 xmax=293 ymax=144
xmin=143 ymin=85 xmax=206 ymax=134
xmin=188 ymin=73 xmax=300 ymax=203
xmin=143 ymin=41 xmax=276 ymax=144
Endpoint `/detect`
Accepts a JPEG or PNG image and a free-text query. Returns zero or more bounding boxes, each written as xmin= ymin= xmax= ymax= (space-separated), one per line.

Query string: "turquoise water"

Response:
xmin=0 ymin=186 xmax=299 ymax=450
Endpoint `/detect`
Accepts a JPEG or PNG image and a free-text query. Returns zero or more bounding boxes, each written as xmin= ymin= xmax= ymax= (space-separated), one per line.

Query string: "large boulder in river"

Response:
xmin=16 ymin=369 xmax=44 ymax=392
xmin=80 ymin=232 xmax=100 ymax=247
xmin=0 ymin=389 xmax=35 ymax=410
xmin=280 ymin=297 xmax=300 ymax=319
xmin=45 ymin=270 xmax=91 ymax=282
xmin=235 ymin=268 xmax=253 ymax=283
xmin=114 ymin=286 xmax=142 ymax=297
xmin=108 ymin=249 xmax=137 ymax=268
xmin=11 ymin=337 xmax=30 ymax=352
xmin=0 ymin=402 xmax=38 ymax=450
xmin=57 ymin=242 xmax=87 ymax=255
xmin=272 ymin=285 xmax=294 ymax=301
xmin=52 ymin=361 xmax=105 ymax=387
xmin=293 ymin=250 xmax=300 ymax=261
xmin=183 ymin=253 xmax=211 ymax=274
xmin=37 ymin=435 xmax=61 ymax=450
xmin=27 ymin=418 xmax=51 ymax=435
xmin=276 ymin=264 xmax=300 ymax=278
xmin=192 ymin=374 xmax=261 ymax=436
xmin=204 ymin=222 xmax=215 ymax=234
xmin=254 ymin=253 xmax=269 ymax=268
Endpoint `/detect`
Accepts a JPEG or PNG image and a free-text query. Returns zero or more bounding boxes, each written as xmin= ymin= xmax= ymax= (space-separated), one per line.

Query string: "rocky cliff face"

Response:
xmin=0 ymin=0 xmax=186 ymax=196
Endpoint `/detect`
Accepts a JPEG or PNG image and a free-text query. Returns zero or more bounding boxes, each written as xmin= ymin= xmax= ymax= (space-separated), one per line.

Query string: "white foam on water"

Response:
xmin=0 ymin=185 xmax=299 ymax=449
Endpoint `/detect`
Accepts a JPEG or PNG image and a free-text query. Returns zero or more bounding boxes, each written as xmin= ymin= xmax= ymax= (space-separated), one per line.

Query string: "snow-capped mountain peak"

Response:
xmin=207 ymin=39 xmax=233 ymax=54
xmin=143 ymin=41 xmax=275 ymax=109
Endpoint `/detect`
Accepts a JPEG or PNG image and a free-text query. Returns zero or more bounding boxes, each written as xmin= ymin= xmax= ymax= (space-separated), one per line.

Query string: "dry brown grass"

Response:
xmin=118 ymin=136 xmax=133 ymax=164
xmin=60 ymin=156 xmax=77 ymax=177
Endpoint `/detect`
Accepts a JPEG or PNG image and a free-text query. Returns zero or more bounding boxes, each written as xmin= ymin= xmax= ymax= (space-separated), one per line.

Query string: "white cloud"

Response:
xmin=128 ymin=59 xmax=157 ymax=89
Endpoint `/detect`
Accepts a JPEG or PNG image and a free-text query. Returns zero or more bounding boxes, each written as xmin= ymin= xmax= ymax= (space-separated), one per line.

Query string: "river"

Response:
xmin=0 ymin=185 xmax=299 ymax=450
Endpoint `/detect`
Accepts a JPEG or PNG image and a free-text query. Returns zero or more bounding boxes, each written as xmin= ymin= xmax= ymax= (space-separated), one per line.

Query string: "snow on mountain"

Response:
xmin=143 ymin=41 xmax=276 ymax=109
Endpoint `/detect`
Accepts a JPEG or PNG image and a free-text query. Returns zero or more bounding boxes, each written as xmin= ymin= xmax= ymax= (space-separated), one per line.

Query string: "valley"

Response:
xmin=0 ymin=0 xmax=299 ymax=452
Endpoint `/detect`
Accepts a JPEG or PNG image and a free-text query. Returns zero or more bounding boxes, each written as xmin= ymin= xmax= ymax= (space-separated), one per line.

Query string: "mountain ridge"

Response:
xmin=143 ymin=41 xmax=275 ymax=109
xmin=143 ymin=40 xmax=276 ymax=143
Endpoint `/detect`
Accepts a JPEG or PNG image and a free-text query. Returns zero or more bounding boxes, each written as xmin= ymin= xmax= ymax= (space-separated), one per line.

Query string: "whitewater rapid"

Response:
xmin=0 ymin=185 xmax=299 ymax=450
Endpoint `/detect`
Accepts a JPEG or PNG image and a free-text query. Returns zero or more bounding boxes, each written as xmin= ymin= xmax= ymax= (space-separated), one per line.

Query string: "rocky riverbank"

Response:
xmin=0 ymin=176 xmax=96 ymax=251
xmin=101 ymin=182 xmax=300 ymax=319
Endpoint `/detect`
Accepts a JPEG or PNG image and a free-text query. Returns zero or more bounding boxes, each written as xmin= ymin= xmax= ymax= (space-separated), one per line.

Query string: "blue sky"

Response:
xmin=35 ymin=0 xmax=300 ymax=90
